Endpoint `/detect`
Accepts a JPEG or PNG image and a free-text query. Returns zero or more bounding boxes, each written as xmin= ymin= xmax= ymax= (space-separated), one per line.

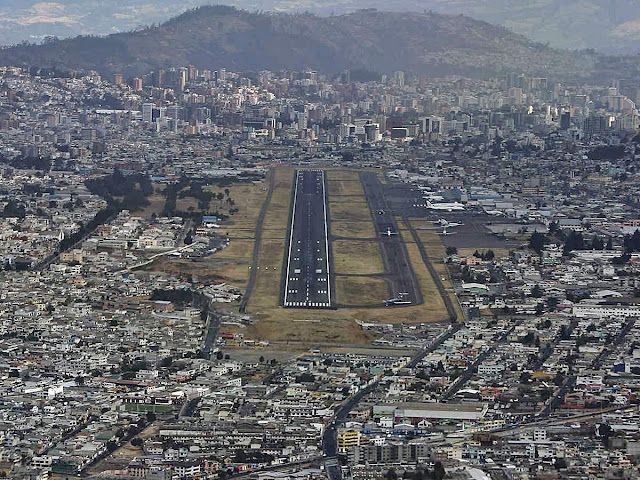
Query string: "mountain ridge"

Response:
xmin=0 ymin=6 xmax=635 ymax=81
xmin=2 ymin=1 xmax=640 ymax=54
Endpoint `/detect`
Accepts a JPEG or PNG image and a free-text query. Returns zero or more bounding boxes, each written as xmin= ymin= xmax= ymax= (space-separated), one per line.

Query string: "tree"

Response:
xmin=592 ymin=236 xmax=604 ymax=250
xmin=531 ymin=284 xmax=543 ymax=298
xmin=563 ymin=230 xmax=585 ymax=255
xmin=385 ymin=469 xmax=398 ymax=480
xmin=445 ymin=246 xmax=457 ymax=256
xmin=540 ymin=387 xmax=553 ymax=401
xmin=554 ymin=457 xmax=568 ymax=470
xmin=2 ymin=199 xmax=26 ymax=218
xmin=521 ymin=332 xmax=535 ymax=345
xmin=529 ymin=232 xmax=546 ymax=254
xmin=434 ymin=461 xmax=446 ymax=480
xmin=606 ymin=237 xmax=613 ymax=250
xmin=596 ymin=423 xmax=613 ymax=447
xmin=547 ymin=296 xmax=559 ymax=312
xmin=131 ymin=437 xmax=143 ymax=447
xmin=259 ymin=355 xmax=265 ymax=363
xmin=612 ymin=253 xmax=631 ymax=265
xmin=159 ymin=356 xmax=173 ymax=368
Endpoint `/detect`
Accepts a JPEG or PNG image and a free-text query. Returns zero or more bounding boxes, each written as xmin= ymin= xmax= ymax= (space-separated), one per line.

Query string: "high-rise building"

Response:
xmin=167 ymin=105 xmax=182 ymax=122
xmin=113 ymin=73 xmax=124 ymax=86
xmin=560 ymin=111 xmax=571 ymax=130
xmin=297 ymin=112 xmax=308 ymax=131
xmin=142 ymin=103 xmax=154 ymax=123
xmin=188 ymin=65 xmax=198 ymax=82
xmin=154 ymin=69 xmax=165 ymax=87
xmin=132 ymin=78 xmax=143 ymax=92
xmin=177 ymin=68 xmax=187 ymax=91
xmin=584 ymin=114 xmax=611 ymax=136
xmin=419 ymin=116 xmax=443 ymax=135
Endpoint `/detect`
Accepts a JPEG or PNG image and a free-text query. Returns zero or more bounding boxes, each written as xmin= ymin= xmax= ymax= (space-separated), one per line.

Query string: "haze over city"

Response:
xmin=0 ymin=2 xmax=640 ymax=480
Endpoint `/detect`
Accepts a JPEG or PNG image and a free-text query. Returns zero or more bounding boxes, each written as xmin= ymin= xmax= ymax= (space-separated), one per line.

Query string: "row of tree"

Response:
xmin=85 ymin=169 xmax=153 ymax=211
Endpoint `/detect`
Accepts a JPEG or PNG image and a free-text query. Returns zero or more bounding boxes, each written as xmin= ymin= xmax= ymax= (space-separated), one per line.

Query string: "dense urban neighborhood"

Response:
xmin=0 ymin=52 xmax=640 ymax=480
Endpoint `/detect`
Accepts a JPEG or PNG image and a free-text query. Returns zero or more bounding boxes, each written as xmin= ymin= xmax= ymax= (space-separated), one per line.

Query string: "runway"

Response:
xmin=282 ymin=170 xmax=333 ymax=309
xmin=360 ymin=172 xmax=422 ymax=306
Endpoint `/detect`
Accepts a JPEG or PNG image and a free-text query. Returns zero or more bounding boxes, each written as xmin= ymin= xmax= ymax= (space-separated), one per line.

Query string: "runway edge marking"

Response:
xmin=283 ymin=170 xmax=300 ymax=307
xmin=321 ymin=170 xmax=332 ymax=307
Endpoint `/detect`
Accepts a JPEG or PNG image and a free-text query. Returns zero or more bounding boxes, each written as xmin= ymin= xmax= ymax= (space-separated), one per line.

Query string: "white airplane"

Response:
xmin=485 ymin=209 xmax=506 ymax=216
xmin=435 ymin=219 xmax=464 ymax=228
xmin=439 ymin=227 xmax=456 ymax=236
xmin=424 ymin=194 xmax=445 ymax=202
xmin=385 ymin=299 xmax=413 ymax=306
xmin=382 ymin=227 xmax=398 ymax=237
xmin=426 ymin=201 xmax=465 ymax=212
xmin=384 ymin=292 xmax=412 ymax=306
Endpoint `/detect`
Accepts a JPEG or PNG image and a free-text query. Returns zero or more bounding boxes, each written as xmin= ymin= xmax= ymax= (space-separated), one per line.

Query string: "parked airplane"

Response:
xmin=434 ymin=219 xmax=464 ymax=228
xmin=439 ymin=227 xmax=456 ymax=236
xmin=384 ymin=298 xmax=413 ymax=306
xmin=485 ymin=209 xmax=506 ymax=216
xmin=384 ymin=292 xmax=412 ymax=306
xmin=382 ymin=227 xmax=398 ymax=237
xmin=426 ymin=201 xmax=465 ymax=211
xmin=424 ymin=194 xmax=445 ymax=202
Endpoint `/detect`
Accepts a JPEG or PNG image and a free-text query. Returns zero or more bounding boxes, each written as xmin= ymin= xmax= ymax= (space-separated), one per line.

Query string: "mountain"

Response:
xmin=0 ymin=0 xmax=213 ymax=46
xmin=0 ymin=6 xmax=635 ymax=81
xmin=412 ymin=0 xmax=640 ymax=55
xmin=1 ymin=1 xmax=640 ymax=55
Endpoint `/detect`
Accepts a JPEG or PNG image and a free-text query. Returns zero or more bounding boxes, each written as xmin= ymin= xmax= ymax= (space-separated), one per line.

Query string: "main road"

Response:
xmin=322 ymin=324 xmax=461 ymax=480
xmin=282 ymin=170 xmax=333 ymax=309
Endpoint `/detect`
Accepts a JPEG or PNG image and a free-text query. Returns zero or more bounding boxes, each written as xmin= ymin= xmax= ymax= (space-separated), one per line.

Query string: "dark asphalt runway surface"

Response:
xmin=360 ymin=172 xmax=422 ymax=306
xmin=282 ymin=170 xmax=333 ymax=308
